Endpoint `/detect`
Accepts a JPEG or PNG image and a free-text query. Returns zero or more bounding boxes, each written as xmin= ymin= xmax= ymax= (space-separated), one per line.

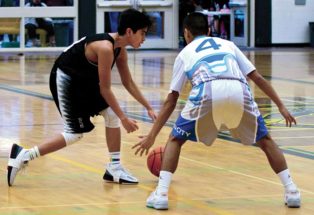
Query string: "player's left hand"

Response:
xmin=147 ymin=109 xmax=157 ymax=122
xmin=132 ymin=134 xmax=155 ymax=156
xmin=278 ymin=106 xmax=297 ymax=127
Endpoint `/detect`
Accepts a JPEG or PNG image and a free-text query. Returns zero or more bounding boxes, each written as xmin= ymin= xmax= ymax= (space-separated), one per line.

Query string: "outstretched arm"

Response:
xmin=116 ymin=49 xmax=157 ymax=121
xmin=247 ymin=70 xmax=296 ymax=127
xmin=132 ymin=91 xmax=179 ymax=156
xmin=96 ymin=43 xmax=138 ymax=133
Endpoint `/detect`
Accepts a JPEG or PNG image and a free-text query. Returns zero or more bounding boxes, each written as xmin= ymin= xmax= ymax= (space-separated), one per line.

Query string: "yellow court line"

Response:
xmin=178 ymin=153 xmax=314 ymax=195
xmin=123 ymin=141 xmax=314 ymax=195
xmin=48 ymin=153 xmax=235 ymax=215
xmin=39 ymin=140 xmax=313 ymax=215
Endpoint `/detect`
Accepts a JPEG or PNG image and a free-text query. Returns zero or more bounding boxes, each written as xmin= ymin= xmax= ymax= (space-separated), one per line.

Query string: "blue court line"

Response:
xmin=1 ymin=83 xmax=314 ymax=162
xmin=264 ymin=75 xmax=314 ymax=85
xmin=281 ymin=149 xmax=314 ymax=160
xmin=0 ymin=83 xmax=53 ymax=101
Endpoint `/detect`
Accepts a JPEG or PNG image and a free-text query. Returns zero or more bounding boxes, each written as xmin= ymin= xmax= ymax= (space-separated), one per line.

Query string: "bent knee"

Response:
xmin=168 ymin=135 xmax=186 ymax=147
xmin=256 ymin=134 xmax=275 ymax=149
xmin=100 ymin=108 xmax=120 ymax=128
xmin=62 ymin=132 xmax=83 ymax=146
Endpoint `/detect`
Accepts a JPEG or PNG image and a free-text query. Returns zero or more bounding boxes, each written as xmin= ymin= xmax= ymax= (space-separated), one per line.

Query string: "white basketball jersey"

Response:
xmin=170 ymin=36 xmax=256 ymax=93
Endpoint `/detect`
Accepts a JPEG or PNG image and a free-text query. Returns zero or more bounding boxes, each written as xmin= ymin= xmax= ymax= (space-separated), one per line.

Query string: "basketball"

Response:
xmin=147 ymin=146 xmax=165 ymax=177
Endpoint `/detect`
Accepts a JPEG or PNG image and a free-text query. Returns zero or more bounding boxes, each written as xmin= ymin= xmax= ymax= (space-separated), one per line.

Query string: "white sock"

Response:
xmin=24 ymin=146 xmax=40 ymax=161
xmin=156 ymin=171 xmax=172 ymax=194
xmin=277 ymin=169 xmax=297 ymax=191
xmin=109 ymin=152 xmax=120 ymax=165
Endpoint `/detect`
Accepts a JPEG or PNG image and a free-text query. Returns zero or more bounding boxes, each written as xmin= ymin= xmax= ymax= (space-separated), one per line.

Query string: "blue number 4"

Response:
xmin=195 ymin=38 xmax=221 ymax=53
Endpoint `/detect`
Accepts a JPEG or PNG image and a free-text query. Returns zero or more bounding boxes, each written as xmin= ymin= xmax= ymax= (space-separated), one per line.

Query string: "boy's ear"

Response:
xmin=184 ymin=28 xmax=191 ymax=39
xmin=126 ymin=28 xmax=133 ymax=37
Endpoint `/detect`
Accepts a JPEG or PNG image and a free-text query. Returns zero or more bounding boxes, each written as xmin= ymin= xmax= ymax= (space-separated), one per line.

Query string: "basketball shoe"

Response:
xmin=7 ymin=144 xmax=29 ymax=186
xmin=103 ymin=163 xmax=138 ymax=184
xmin=146 ymin=190 xmax=168 ymax=210
xmin=285 ymin=189 xmax=301 ymax=208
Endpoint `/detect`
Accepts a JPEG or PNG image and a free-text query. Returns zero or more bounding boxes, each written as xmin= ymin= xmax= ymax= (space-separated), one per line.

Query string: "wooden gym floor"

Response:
xmin=0 ymin=48 xmax=313 ymax=214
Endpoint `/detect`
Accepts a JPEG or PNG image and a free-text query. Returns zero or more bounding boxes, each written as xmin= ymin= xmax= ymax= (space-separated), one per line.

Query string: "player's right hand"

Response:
xmin=121 ymin=117 xmax=138 ymax=133
xmin=132 ymin=134 xmax=155 ymax=156
xmin=278 ymin=106 xmax=297 ymax=127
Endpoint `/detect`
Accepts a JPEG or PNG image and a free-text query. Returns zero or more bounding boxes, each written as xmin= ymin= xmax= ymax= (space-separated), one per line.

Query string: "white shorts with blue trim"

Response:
xmin=171 ymin=80 xmax=267 ymax=145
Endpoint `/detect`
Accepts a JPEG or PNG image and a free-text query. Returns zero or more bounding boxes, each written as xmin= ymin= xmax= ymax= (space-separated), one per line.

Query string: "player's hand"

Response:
xmin=147 ymin=109 xmax=157 ymax=122
xmin=121 ymin=117 xmax=139 ymax=133
xmin=278 ymin=106 xmax=297 ymax=127
xmin=132 ymin=134 xmax=155 ymax=156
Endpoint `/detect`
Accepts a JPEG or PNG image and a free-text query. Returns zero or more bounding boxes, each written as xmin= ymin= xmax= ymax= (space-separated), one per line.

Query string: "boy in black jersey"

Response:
xmin=7 ymin=8 xmax=156 ymax=186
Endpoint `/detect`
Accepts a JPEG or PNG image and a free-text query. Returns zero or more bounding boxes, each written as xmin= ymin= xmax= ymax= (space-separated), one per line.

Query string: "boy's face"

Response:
xmin=127 ymin=27 xmax=148 ymax=48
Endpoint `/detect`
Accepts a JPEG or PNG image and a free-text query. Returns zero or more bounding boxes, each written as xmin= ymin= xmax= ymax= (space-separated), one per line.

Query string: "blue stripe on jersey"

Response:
xmin=186 ymin=53 xmax=232 ymax=79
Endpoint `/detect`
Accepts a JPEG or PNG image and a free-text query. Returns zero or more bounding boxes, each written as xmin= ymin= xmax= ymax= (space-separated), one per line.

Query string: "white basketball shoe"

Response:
xmin=146 ymin=190 xmax=168 ymax=210
xmin=285 ymin=189 xmax=301 ymax=208
xmin=103 ymin=163 xmax=138 ymax=184
xmin=7 ymin=144 xmax=29 ymax=186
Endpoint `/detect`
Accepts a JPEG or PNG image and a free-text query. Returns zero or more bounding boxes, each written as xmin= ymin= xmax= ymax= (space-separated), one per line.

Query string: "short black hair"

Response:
xmin=183 ymin=12 xmax=209 ymax=37
xmin=118 ymin=8 xmax=152 ymax=35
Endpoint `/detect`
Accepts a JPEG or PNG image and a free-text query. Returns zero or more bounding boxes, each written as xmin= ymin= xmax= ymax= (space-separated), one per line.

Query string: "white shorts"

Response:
xmin=171 ymin=80 xmax=266 ymax=145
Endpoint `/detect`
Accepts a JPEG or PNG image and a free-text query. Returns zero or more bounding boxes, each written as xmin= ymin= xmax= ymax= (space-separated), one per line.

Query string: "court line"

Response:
xmin=281 ymin=148 xmax=314 ymax=160
xmin=2 ymin=144 xmax=309 ymax=212
xmin=1 ymin=81 xmax=314 ymax=160
xmin=50 ymin=141 xmax=314 ymax=196
xmin=286 ymin=148 xmax=314 ymax=155
xmin=0 ymin=84 xmax=53 ymax=101
xmin=0 ymin=194 xmax=289 ymax=210
xmin=47 ymin=154 xmax=234 ymax=215
xmin=1 ymin=86 xmax=313 ymax=213
xmin=1 ymin=83 xmax=314 ymax=160
xmin=264 ymin=75 xmax=314 ymax=85
xmin=175 ymin=154 xmax=314 ymax=195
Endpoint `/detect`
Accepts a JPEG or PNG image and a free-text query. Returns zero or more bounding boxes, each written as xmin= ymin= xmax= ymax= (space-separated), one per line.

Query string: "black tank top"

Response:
xmin=54 ymin=33 xmax=121 ymax=80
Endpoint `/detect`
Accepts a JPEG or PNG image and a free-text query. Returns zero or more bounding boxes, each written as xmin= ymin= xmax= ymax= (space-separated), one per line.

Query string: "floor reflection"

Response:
xmin=0 ymin=48 xmax=314 ymax=148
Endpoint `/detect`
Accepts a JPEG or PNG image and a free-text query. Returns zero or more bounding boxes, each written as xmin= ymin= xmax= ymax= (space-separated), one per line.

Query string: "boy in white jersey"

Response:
xmin=133 ymin=12 xmax=301 ymax=209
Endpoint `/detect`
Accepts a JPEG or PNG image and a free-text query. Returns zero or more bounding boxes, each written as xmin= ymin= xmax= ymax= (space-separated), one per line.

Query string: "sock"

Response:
xmin=23 ymin=146 xmax=40 ymax=161
xmin=109 ymin=152 xmax=120 ymax=165
xmin=277 ymin=169 xmax=297 ymax=191
xmin=156 ymin=171 xmax=172 ymax=194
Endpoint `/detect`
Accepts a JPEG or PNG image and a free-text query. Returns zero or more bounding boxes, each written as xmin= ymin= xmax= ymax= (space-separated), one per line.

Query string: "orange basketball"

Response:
xmin=147 ymin=146 xmax=165 ymax=177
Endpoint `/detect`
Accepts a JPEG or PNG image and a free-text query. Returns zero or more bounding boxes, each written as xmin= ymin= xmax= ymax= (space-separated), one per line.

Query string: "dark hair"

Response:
xmin=118 ymin=8 xmax=152 ymax=35
xmin=183 ymin=12 xmax=209 ymax=37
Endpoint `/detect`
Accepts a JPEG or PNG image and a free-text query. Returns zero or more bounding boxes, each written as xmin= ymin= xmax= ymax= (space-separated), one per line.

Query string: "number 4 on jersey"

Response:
xmin=196 ymin=38 xmax=221 ymax=53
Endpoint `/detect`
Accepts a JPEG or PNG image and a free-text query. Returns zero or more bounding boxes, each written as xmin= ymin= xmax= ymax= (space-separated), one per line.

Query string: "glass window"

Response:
xmin=147 ymin=12 xmax=164 ymax=39
xmin=24 ymin=17 xmax=74 ymax=48
xmin=234 ymin=9 xmax=244 ymax=37
xmin=29 ymin=0 xmax=73 ymax=7
xmin=0 ymin=0 xmax=19 ymax=7
xmin=0 ymin=18 xmax=20 ymax=48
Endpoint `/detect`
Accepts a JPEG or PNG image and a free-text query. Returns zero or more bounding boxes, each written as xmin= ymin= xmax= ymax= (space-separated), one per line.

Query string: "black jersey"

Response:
xmin=54 ymin=33 xmax=121 ymax=80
